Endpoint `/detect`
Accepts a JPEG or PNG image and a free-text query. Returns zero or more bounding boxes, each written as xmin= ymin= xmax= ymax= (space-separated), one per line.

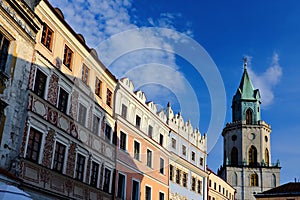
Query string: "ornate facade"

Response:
xmin=218 ymin=60 xmax=281 ymax=200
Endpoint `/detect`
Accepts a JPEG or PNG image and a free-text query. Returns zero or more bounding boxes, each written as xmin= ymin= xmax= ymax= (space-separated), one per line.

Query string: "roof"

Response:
xmin=233 ymin=69 xmax=260 ymax=101
xmin=255 ymin=182 xmax=300 ymax=198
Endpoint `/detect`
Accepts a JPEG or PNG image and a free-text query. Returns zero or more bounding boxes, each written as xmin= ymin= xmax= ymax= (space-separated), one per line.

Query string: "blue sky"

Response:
xmin=48 ymin=0 xmax=300 ymax=184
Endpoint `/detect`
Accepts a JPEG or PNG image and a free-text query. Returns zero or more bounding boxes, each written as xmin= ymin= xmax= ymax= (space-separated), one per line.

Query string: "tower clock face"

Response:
xmin=248 ymin=132 xmax=256 ymax=140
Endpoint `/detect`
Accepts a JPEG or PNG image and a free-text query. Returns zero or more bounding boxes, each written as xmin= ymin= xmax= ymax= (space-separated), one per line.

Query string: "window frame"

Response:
xmin=33 ymin=68 xmax=48 ymax=99
xmin=81 ymin=64 xmax=90 ymax=85
xmin=102 ymin=167 xmax=112 ymax=193
xmin=25 ymin=126 xmax=43 ymax=163
xmin=133 ymin=140 xmax=141 ymax=161
xmin=182 ymin=145 xmax=186 ymax=156
xmin=40 ymin=23 xmax=54 ymax=51
xmin=95 ymin=77 xmax=102 ymax=97
xmin=159 ymin=157 xmax=165 ymax=175
xmin=146 ymin=148 xmax=153 ymax=168
xmin=171 ymin=138 xmax=176 ymax=149
xmin=120 ymin=131 xmax=127 ymax=151
xmin=90 ymin=160 xmax=100 ymax=187
xmin=78 ymin=103 xmax=87 ymax=127
xmin=117 ymin=172 xmax=127 ymax=199
xmin=131 ymin=179 xmax=140 ymax=200
xmin=52 ymin=141 xmax=67 ymax=173
xmin=135 ymin=115 xmax=141 ymax=128
xmin=63 ymin=44 xmax=73 ymax=70
xmin=121 ymin=104 xmax=127 ymax=119
xmin=106 ymin=88 xmax=112 ymax=107
xmin=75 ymin=153 xmax=86 ymax=181
xmin=159 ymin=134 xmax=164 ymax=146
xmin=145 ymin=185 xmax=152 ymax=200
xmin=0 ymin=32 xmax=11 ymax=73
xmin=159 ymin=191 xmax=165 ymax=200
xmin=57 ymin=86 xmax=69 ymax=114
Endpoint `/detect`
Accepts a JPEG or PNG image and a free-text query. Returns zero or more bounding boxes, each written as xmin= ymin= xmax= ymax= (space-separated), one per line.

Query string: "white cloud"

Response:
xmin=246 ymin=53 xmax=282 ymax=107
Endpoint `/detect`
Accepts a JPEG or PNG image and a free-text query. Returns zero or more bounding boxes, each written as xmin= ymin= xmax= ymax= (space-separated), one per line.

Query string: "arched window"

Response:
xmin=246 ymin=108 xmax=253 ymax=124
xmin=250 ymin=174 xmax=258 ymax=186
xmin=248 ymin=145 xmax=257 ymax=166
xmin=272 ymin=174 xmax=276 ymax=187
xmin=233 ymin=172 xmax=238 ymax=186
xmin=231 ymin=147 xmax=238 ymax=166
xmin=265 ymin=148 xmax=269 ymax=166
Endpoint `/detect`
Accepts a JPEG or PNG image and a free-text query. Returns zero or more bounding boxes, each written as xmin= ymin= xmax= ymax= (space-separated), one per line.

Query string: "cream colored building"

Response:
xmin=167 ymin=103 xmax=208 ymax=200
xmin=254 ymin=182 xmax=300 ymax=200
xmin=208 ymin=168 xmax=235 ymax=200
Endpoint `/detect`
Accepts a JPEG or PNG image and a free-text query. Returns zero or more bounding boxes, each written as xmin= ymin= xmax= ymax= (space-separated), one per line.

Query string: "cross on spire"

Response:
xmin=243 ymin=57 xmax=247 ymax=70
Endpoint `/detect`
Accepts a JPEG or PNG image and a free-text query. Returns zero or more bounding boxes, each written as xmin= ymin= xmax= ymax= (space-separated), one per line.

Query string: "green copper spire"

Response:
xmin=232 ymin=58 xmax=261 ymax=123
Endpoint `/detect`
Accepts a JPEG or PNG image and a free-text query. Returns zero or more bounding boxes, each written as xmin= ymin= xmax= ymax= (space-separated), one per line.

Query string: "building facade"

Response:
xmin=218 ymin=60 xmax=281 ymax=200
xmin=0 ymin=0 xmax=41 ymax=171
xmin=1 ymin=0 xmax=118 ymax=199
xmin=207 ymin=168 xmax=235 ymax=200
xmin=167 ymin=103 xmax=208 ymax=200
xmin=114 ymin=77 xmax=169 ymax=200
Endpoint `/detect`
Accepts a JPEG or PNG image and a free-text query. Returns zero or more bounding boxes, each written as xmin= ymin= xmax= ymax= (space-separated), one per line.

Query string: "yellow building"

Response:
xmin=208 ymin=168 xmax=236 ymax=200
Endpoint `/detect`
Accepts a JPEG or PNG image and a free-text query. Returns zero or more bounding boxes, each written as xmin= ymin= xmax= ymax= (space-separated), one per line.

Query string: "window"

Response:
xmin=191 ymin=151 xmax=195 ymax=161
xmin=159 ymin=157 xmax=164 ymax=174
xmin=171 ymin=138 xmax=176 ymax=149
xmin=75 ymin=154 xmax=85 ymax=181
xmin=148 ymin=125 xmax=153 ymax=138
xmin=219 ymin=185 xmax=221 ymax=192
xmin=121 ymin=104 xmax=127 ymax=118
xmin=234 ymin=172 xmax=238 ymax=186
xmin=272 ymin=174 xmax=276 ymax=187
xmin=92 ymin=115 xmax=100 ymax=135
xmin=209 ymin=179 xmax=211 ymax=187
xmin=120 ymin=131 xmax=127 ymax=150
xmin=248 ymin=145 xmax=257 ymax=166
xmin=106 ymin=88 xmax=112 ymax=107
xmin=265 ymin=148 xmax=269 ymax=166
xmin=182 ymin=145 xmax=186 ymax=156
xmin=159 ymin=192 xmax=165 ymax=200
xmin=0 ymin=33 xmax=10 ymax=72
xmin=103 ymin=168 xmax=111 ymax=192
xmin=135 ymin=115 xmax=141 ymax=128
xmin=197 ymin=180 xmax=202 ymax=194
xmin=33 ymin=68 xmax=47 ymax=98
xmin=95 ymin=77 xmax=102 ymax=97
xmin=26 ymin=127 xmax=42 ymax=163
xmin=78 ymin=103 xmax=87 ymax=126
xmin=182 ymin=172 xmax=187 ymax=187
xmin=52 ymin=141 xmax=66 ymax=173
xmin=147 ymin=149 xmax=152 ymax=168
xmin=200 ymin=157 xmax=204 ymax=166
xmin=117 ymin=173 xmax=126 ymax=199
xmin=41 ymin=24 xmax=53 ymax=50
xmin=191 ymin=177 xmax=196 ymax=191
xmin=231 ymin=147 xmax=238 ymax=166
xmin=81 ymin=64 xmax=89 ymax=85
xmin=57 ymin=87 xmax=69 ymax=113
xmin=250 ymin=173 xmax=258 ymax=186
xmin=90 ymin=161 xmax=99 ymax=187
xmin=214 ymin=182 xmax=216 ymax=190
xmin=134 ymin=141 xmax=140 ymax=160
xmin=159 ymin=134 xmax=164 ymax=146
xmin=105 ymin=124 xmax=112 ymax=141
xmin=169 ymin=165 xmax=174 ymax=181
xmin=145 ymin=186 xmax=151 ymax=200
xmin=63 ymin=45 xmax=73 ymax=69
xmin=132 ymin=180 xmax=139 ymax=200
xmin=176 ymin=168 xmax=181 ymax=184
xmin=246 ymin=108 xmax=253 ymax=124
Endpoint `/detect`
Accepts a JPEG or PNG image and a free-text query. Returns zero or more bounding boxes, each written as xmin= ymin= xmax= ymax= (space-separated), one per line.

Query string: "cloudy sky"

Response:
xmin=48 ymin=0 xmax=300 ymax=184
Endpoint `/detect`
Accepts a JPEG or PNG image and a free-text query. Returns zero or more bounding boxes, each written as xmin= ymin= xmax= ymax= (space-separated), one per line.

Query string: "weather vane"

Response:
xmin=243 ymin=57 xmax=247 ymax=69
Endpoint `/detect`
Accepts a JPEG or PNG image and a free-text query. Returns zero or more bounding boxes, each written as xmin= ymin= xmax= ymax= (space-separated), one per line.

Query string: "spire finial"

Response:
xmin=243 ymin=57 xmax=247 ymax=70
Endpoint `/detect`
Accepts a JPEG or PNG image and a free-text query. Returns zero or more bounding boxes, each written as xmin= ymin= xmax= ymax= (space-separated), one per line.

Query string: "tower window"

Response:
xmin=246 ymin=108 xmax=253 ymax=124
xmin=265 ymin=148 xmax=269 ymax=166
xmin=250 ymin=173 xmax=258 ymax=186
xmin=231 ymin=147 xmax=238 ymax=166
xmin=248 ymin=145 xmax=257 ymax=166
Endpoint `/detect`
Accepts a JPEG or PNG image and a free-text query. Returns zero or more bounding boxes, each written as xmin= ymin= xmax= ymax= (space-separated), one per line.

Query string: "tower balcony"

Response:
xmin=221 ymin=160 xmax=281 ymax=169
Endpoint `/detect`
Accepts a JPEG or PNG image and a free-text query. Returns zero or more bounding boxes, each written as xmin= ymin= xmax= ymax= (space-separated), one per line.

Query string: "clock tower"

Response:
xmin=218 ymin=59 xmax=281 ymax=200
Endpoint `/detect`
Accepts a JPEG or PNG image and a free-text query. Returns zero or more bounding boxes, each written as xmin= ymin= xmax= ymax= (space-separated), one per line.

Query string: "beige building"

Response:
xmin=208 ymin=168 xmax=235 ymax=200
